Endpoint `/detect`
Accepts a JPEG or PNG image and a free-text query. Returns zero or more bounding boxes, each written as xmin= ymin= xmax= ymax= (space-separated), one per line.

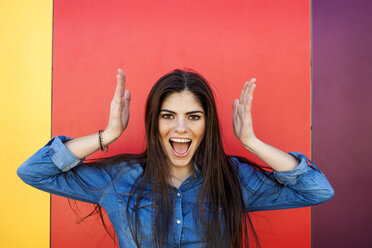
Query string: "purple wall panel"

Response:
xmin=312 ymin=0 xmax=372 ymax=247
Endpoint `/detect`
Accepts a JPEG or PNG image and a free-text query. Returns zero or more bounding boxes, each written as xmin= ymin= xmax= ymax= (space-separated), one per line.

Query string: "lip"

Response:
xmin=169 ymin=137 xmax=192 ymax=158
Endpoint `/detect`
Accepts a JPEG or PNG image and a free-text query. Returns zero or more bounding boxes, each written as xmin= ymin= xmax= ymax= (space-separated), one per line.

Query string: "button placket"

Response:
xmin=173 ymin=189 xmax=183 ymax=244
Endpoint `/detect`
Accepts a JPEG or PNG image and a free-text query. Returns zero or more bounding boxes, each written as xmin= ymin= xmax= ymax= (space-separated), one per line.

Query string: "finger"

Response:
xmin=246 ymin=83 xmax=256 ymax=112
xmin=239 ymin=81 xmax=250 ymax=104
xmin=115 ymin=69 xmax=126 ymax=98
xmin=242 ymin=78 xmax=254 ymax=104
xmin=244 ymin=78 xmax=256 ymax=105
xmin=242 ymin=78 xmax=255 ymax=103
xmin=248 ymin=78 xmax=256 ymax=100
xmin=123 ymin=90 xmax=131 ymax=106
xmin=233 ymin=99 xmax=239 ymax=119
xmin=118 ymin=68 xmax=125 ymax=81
xmin=115 ymin=75 xmax=123 ymax=99
xmin=242 ymin=81 xmax=252 ymax=105
xmin=122 ymin=91 xmax=131 ymax=114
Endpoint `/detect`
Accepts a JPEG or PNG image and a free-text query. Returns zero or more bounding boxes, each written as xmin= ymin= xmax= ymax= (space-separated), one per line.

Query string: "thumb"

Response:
xmin=233 ymin=99 xmax=239 ymax=119
xmin=123 ymin=90 xmax=131 ymax=106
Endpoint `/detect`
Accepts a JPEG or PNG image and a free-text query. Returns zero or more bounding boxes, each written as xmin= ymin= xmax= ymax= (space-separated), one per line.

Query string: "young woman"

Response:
xmin=17 ymin=69 xmax=334 ymax=248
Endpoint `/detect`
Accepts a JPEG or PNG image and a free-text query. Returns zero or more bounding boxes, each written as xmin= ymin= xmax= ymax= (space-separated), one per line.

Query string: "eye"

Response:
xmin=161 ymin=113 xmax=174 ymax=119
xmin=188 ymin=115 xmax=201 ymax=120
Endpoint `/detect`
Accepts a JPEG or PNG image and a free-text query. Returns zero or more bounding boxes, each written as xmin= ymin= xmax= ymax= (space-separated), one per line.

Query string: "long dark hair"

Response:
xmin=76 ymin=69 xmax=276 ymax=247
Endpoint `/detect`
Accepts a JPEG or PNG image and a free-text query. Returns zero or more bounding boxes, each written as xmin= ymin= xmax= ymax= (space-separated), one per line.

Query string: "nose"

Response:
xmin=175 ymin=118 xmax=187 ymax=133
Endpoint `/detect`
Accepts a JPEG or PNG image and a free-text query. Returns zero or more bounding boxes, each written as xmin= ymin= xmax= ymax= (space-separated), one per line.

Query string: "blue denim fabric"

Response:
xmin=17 ymin=136 xmax=334 ymax=247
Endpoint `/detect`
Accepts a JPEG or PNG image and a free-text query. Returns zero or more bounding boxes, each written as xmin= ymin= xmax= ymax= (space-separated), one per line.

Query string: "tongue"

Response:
xmin=172 ymin=142 xmax=189 ymax=154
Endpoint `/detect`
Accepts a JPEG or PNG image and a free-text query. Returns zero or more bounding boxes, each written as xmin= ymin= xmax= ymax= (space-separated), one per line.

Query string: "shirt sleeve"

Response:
xmin=17 ymin=135 xmax=121 ymax=205
xmin=232 ymin=152 xmax=334 ymax=212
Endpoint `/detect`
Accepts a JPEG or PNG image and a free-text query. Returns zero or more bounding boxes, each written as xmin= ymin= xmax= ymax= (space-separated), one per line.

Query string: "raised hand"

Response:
xmin=104 ymin=69 xmax=131 ymax=142
xmin=233 ymin=78 xmax=257 ymax=148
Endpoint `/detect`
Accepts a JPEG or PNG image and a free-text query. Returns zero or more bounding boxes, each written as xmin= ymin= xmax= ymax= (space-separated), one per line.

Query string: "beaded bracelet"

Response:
xmin=98 ymin=130 xmax=109 ymax=152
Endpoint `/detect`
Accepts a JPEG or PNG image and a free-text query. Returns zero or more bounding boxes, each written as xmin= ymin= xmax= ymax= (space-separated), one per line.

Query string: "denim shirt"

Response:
xmin=17 ymin=136 xmax=334 ymax=247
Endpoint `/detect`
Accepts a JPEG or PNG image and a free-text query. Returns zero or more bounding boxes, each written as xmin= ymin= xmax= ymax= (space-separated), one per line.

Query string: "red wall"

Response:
xmin=52 ymin=0 xmax=311 ymax=247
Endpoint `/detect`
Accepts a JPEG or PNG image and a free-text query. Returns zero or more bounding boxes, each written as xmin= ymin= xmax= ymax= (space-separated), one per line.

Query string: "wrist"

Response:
xmin=242 ymin=137 xmax=260 ymax=153
xmin=102 ymin=129 xmax=119 ymax=146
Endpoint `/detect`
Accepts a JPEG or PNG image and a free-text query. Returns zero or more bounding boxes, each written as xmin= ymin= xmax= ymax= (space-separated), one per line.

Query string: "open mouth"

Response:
xmin=169 ymin=138 xmax=192 ymax=157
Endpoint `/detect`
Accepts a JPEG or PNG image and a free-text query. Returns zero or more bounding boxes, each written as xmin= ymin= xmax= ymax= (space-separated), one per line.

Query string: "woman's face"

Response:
xmin=158 ymin=90 xmax=205 ymax=171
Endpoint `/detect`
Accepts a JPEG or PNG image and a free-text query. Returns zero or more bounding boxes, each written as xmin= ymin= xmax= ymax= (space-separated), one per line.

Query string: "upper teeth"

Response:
xmin=170 ymin=138 xmax=191 ymax=143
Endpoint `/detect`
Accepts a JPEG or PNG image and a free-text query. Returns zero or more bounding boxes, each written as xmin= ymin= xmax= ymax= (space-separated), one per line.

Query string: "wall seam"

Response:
xmin=50 ymin=0 xmax=55 ymax=247
xmin=310 ymin=0 xmax=314 ymax=247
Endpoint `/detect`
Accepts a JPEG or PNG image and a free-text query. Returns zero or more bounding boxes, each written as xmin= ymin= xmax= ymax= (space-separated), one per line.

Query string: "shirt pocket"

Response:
xmin=118 ymin=194 xmax=154 ymax=241
xmin=202 ymin=201 xmax=223 ymax=213
xmin=197 ymin=201 xmax=225 ymax=237
xmin=199 ymin=201 xmax=224 ymax=222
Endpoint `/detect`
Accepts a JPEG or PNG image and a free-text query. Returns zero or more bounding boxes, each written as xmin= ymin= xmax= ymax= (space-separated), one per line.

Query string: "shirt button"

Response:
xmin=176 ymin=192 xmax=181 ymax=197
xmin=176 ymin=220 xmax=181 ymax=224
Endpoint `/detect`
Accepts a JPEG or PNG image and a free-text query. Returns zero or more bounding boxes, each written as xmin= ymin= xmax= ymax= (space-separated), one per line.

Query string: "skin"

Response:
xmin=233 ymin=78 xmax=257 ymax=147
xmin=105 ymin=69 xmax=131 ymax=141
xmin=158 ymin=91 xmax=206 ymax=186
xmin=65 ymin=68 xmax=299 ymax=180
xmin=232 ymin=79 xmax=299 ymax=172
xmin=100 ymin=69 xmax=299 ymax=184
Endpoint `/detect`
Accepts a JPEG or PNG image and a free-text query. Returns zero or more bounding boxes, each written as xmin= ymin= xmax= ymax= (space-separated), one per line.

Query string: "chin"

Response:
xmin=167 ymin=155 xmax=193 ymax=168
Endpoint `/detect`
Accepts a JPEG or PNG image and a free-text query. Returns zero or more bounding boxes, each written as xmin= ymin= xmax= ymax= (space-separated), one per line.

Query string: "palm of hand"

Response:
xmin=106 ymin=69 xmax=131 ymax=139
xmin=233 ymin=78 xmax=257 ymax=147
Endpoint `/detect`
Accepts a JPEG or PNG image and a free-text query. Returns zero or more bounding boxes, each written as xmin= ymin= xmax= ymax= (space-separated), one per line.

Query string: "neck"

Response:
xmin=168 ymin=162 xmax=196 ymax=188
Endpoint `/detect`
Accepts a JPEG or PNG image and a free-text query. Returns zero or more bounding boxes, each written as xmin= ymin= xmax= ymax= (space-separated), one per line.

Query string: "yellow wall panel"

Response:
xmin=0 ymin=0 xmax=52 ymax=247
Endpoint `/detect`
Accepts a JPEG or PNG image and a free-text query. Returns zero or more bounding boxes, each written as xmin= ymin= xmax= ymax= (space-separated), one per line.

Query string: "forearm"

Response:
xmin=244 ymin=138 xmax=299 ymax=172
xmin=64 ymin=130 xmax=117 ymax=159
xmin=17 ymin=135 xmax=112 ymax=204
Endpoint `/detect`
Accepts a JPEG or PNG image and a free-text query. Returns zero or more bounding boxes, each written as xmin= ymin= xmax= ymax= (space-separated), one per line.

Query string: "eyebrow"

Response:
xmin=160 ymin=109 xmax=204 ymax=115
